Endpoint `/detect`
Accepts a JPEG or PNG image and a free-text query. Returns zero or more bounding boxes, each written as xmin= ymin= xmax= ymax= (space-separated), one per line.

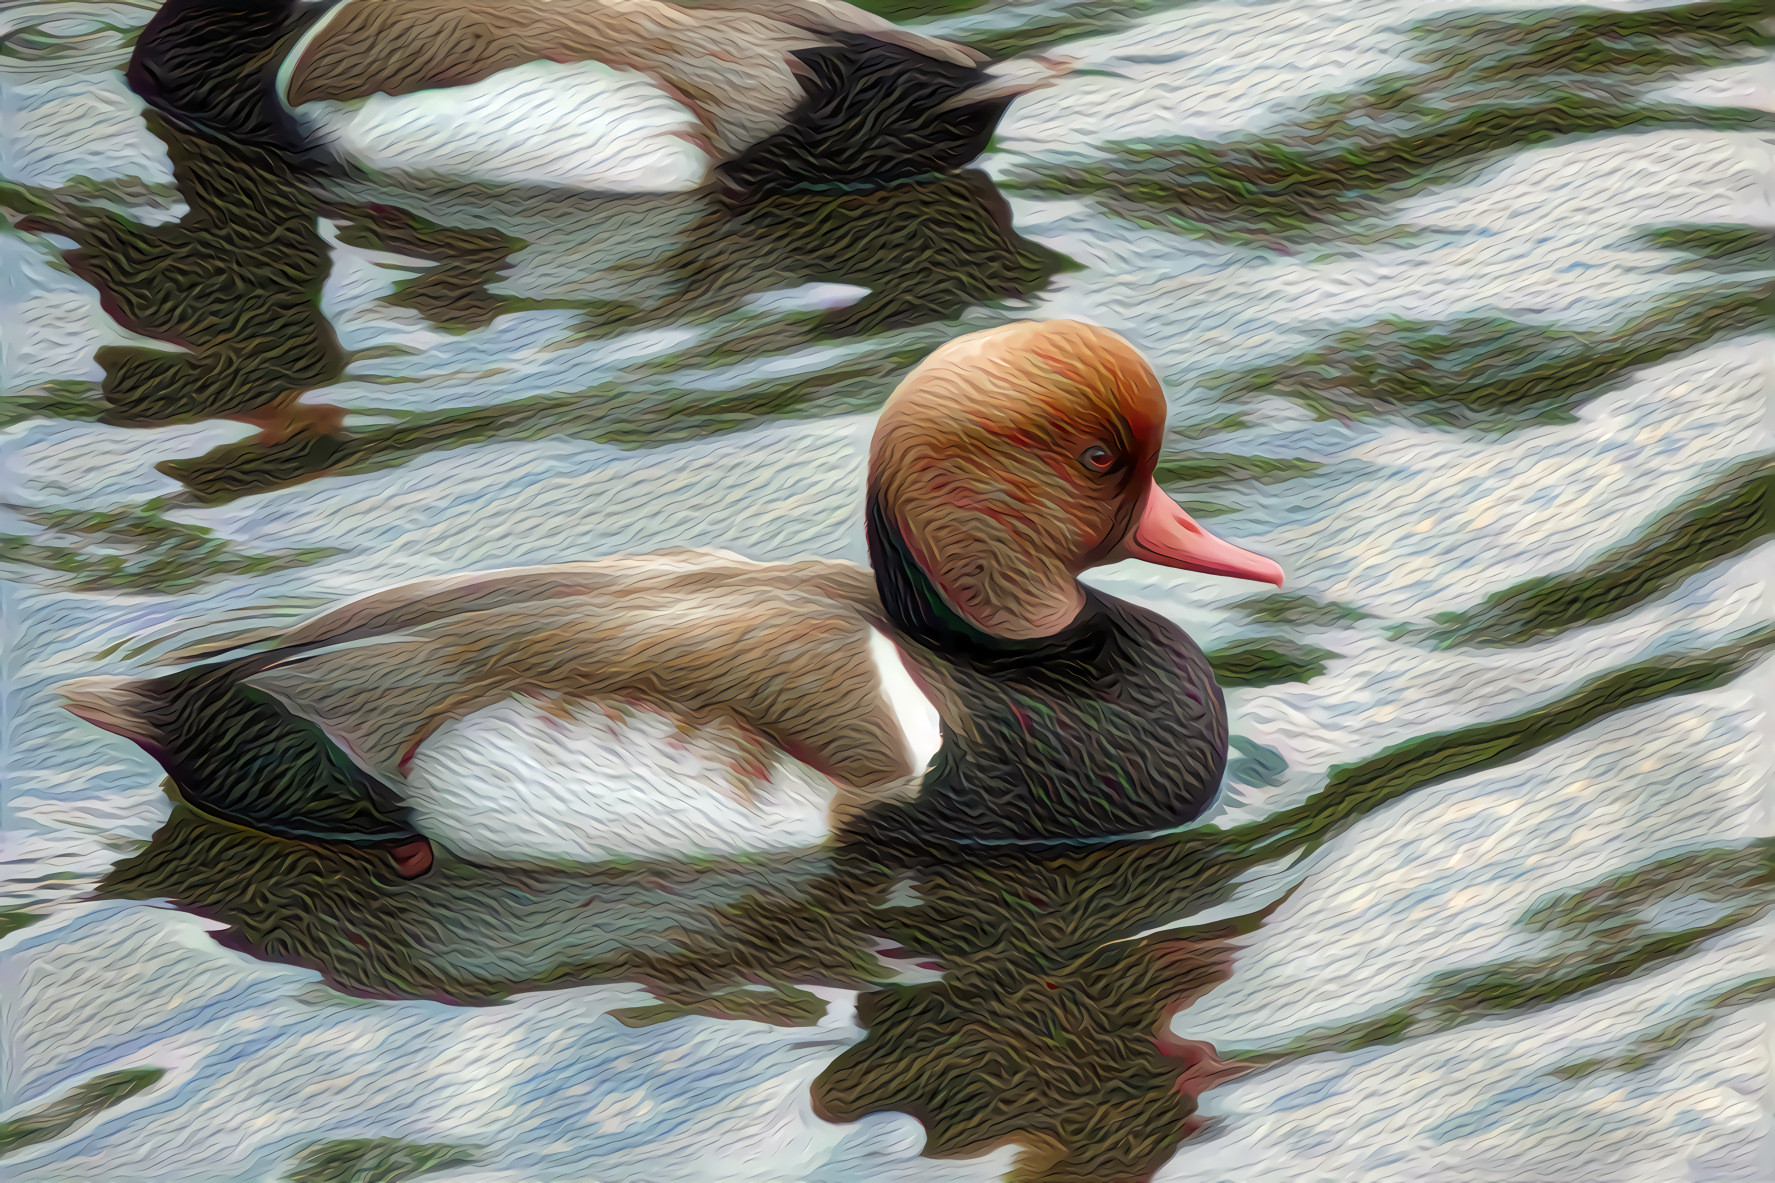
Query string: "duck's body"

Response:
xmin=127 ymin=0 xmax=1055 ymax=193
xmin=63 ymin=552 xmax=934 ymax=870
xmin=63 ymin=322 xmax=1284 ymax=875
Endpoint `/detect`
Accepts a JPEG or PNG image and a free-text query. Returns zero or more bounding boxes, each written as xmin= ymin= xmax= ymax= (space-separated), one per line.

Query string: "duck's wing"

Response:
xmin=59 ymin=553 xmax=912 ymax=843
xmin=240 ymin=578 xmax=918 ymax=797
xmin=665 ymin=0 xmax=986 ymax=66
xmin=282 ymin=0 xmax=827 ymax=156
xmin=160 ymin=549 xmax=878 ymax=663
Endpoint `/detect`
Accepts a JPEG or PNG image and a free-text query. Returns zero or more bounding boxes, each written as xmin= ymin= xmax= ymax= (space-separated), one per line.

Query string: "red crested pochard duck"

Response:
xmin=60 ymin=321 xmax=1282 ymax=877
xmin=125 ymin=0 xmax=1068 ymax=194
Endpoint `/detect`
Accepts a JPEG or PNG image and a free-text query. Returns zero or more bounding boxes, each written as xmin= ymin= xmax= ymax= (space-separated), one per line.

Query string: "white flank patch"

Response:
xmin=867 ymin=627 xmax=943 ymax=772
xmin=289 ymin=58 xmax=714 ymax=193
xmin=400 ymin=694 xmax=837 ymax=866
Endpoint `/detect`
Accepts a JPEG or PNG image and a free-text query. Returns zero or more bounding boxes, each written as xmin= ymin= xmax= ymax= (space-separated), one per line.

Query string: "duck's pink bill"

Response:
xmin=1124 ymin=482 xmax=1284 ymax=586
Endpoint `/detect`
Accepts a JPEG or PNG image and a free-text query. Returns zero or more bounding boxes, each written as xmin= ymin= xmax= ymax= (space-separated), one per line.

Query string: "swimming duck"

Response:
xmin=60 ymin=320 xmax=1282 ymax=877
xmin=126 ymin=0 xmax=1066 ymax=193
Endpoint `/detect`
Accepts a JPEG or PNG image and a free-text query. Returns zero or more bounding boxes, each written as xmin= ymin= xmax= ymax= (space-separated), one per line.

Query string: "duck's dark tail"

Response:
xmin=125 ymin=0 xmax=321 ymax=158
xmin=59 ymin=662 xmax=420 ymax=851
xmin=721 ymin=35 xmax=1064 ymax=193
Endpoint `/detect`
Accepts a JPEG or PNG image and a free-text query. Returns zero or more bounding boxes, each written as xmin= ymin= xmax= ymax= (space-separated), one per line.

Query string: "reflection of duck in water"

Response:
xmin=102 ymin=800 xmax=877 ymax=1008
xmin=9 ymin=115 xmax=345 ymax=432
xmin=814 ymin=845 xmax=1260 ymax=1180
xmin=101 ymin=800 xmax=1258 ymax=1179
xmin=128 ymin=0 xmax=1066 ymax=194
xmin=61 ymin=321 xmax=1283 ymax=878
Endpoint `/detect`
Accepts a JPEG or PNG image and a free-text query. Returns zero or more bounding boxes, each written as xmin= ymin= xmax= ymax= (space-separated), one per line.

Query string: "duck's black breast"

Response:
xmin=864 ymin=498 xmax=1231 ymax=845
xmin=907 ymin=596 xmax=1229 ymax=844
xmin=721 ymin=32 xmax=1011 ymax=193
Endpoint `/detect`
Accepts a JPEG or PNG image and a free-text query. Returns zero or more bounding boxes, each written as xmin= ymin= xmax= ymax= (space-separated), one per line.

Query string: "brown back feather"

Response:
xmin=285 ymin=0 xmax=826 ymax=156
xmin=221 ymin=553 xmax=906 ymax=795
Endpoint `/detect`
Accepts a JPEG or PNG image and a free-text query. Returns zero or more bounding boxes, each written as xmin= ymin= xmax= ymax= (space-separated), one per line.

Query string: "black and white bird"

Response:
xmin=126 ymin=0 xmax=1068 ymax=192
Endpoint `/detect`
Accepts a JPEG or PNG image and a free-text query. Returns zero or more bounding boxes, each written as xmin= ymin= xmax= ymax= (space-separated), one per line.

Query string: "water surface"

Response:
xmin=2 ymin=0 xmax=1772 ymax=1178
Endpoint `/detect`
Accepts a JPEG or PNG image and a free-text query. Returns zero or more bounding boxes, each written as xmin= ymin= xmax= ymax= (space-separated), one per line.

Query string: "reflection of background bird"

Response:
xmin=12 ymin=115 xmax=345 ymax=431
xmin=134 ymin=165 xmax=1072 ymax=501
xmin=323 ymin=167 xmax=1071 ymax=340
xmin=617 ymin=169 xmax=1074 ymax=338
xmin=16 ymin=121 xmax=1069 ymax=498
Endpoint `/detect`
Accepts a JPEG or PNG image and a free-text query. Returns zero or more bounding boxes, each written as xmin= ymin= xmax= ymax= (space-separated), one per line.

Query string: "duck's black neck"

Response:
xmin=863 ymin=492 xmax=1229 ymax=845
xmin=868 ymin=488 xmax=1044 ymax=657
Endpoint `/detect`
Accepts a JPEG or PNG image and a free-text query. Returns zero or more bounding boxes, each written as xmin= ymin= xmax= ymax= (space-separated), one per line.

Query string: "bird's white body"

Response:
xmin=398 ymin=627 xmax=941 ymax=865
xmin=285 ymin=57 xmax=717 ymax=193
xmin=402 ymin=694 xmax=838 ymax=865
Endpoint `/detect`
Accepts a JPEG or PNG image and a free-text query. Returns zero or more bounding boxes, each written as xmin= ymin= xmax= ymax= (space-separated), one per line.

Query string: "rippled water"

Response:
xmin=2 ymin=0 xmax=1772 ymax=1177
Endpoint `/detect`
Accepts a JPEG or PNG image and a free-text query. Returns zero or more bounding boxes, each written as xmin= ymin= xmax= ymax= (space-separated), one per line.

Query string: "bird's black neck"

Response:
xmin=863 ymin=493 xmax=1229 ymax=845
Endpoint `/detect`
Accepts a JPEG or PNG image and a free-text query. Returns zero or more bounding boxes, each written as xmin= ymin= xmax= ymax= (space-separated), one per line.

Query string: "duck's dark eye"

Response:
xmin=1079 ymin=445 xmax=1120 ymax=473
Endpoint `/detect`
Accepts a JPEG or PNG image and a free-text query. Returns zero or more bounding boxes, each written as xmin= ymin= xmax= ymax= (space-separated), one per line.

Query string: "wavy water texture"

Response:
xmin=1002 ymin=0 xmax=1774 ymax=242
xmin=1 ymin=0 xmax=1771 ymax=1177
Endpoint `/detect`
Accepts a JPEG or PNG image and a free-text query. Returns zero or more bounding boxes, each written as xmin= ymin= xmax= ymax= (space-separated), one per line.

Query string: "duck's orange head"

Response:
xmin=869 ymin=320 xmax=1282 ymax=640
